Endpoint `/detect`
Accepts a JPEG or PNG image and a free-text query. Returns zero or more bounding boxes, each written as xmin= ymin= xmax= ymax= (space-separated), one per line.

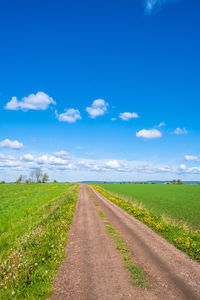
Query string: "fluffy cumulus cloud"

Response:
xmin=37 ymin=155 xmax=68 ymax=165
xmin=136 ymin=129 xmax=162 ymax=139
xmin=0 ymin=139 xmax=23 ymax=149
xmin=86 ymin=99 xmax=108 ymax=118
xmin=5 ymin=92 xmax=56 ymax=111
xmin=106 ymin=160 xmax=120 ymax=169
xmin=55 ymin=108 xmax=82 ymax=123
xmin=21 ymin=154 xmax=35 ymax=161
xmin=174 ymin=128 xmax=188 ymax=135
xmin=144 ymin=0 xmax=176 ymax=13
xmin=184 ymin=155 xmax=199 ymax=162
xmin=176 ymin=164 xmax=200 ymax=174
xmin=119 ymin=112 xmax=139 ymax=121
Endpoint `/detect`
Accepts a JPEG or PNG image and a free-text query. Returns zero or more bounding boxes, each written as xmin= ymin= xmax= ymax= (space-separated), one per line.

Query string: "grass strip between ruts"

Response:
xmin=98 ymin=209 xmax=148 ymax=287
xmin=91 ymin=185 xmax=200 ymax=262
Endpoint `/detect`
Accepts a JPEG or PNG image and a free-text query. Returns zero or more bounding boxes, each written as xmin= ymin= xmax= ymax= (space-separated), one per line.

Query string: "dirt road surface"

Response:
xmin=51 ymin=185 xmax=200 ymax=300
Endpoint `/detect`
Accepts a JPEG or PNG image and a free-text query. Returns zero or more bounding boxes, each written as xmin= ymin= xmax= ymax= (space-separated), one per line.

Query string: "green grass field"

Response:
xmin=97 ymin=184 xmax=200 ymax=231
xmin=0 ymin=183 xmax=79 ymax=299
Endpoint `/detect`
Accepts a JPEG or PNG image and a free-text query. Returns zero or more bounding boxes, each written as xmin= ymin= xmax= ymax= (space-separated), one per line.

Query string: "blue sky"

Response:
xmin=1 ymin=0 xmax=200 ymax=181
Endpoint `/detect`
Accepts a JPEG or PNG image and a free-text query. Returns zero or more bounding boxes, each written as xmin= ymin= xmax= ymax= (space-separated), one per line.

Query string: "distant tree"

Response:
xmin=16 ymin=175 xmax=23 ymax=184
xmin=30 ymin=170 xmax=35 ymax=183
xmin=25 ymin=178 xmax=32 ymax=184
xmin=0 ymin=180 xmax=5 ymax=184
xmin=177 ymin=179 xmax=183 ymax=184
xmin=171 ymin=179 xmax=177 ymax=184
xmin=35 ymin=168 xmax=42 ymax=183
xmin=53 ymin=179 xmax=57 ymax=183
xmin=42 ymin=173 xmax=49 ymax=183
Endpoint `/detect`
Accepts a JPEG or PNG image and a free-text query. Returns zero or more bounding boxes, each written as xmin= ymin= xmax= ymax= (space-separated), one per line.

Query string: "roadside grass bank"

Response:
xmin=0 ymin=183 xmax=71 ymax=258
xmin=0 ymin=183 xmax=79 ymax=299
xmin=87 ymin=188 xmax=148 ymax=287
xmin=91 ymin=185 xmax=200 ymax=262
xmin=97 ymin=183 xmax=200 ymax=232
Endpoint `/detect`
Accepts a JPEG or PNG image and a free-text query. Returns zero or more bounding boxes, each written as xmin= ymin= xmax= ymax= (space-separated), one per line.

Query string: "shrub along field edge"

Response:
xmin=0 ymin=184 xmax=79 ymax=299
xmin=91 ymin=185 xmax=200 ymax=263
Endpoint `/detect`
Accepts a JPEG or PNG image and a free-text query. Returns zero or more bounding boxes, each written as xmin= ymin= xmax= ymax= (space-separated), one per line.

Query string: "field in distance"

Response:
xmin=97 ymin=183 xmax=200 ymax=231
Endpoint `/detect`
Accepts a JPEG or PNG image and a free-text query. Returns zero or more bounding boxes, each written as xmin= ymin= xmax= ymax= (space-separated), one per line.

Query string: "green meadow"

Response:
xmin=97 ymin=183 xmax=200 ymax=231
xmin=0 ymin=183 xmax=79 ymax=299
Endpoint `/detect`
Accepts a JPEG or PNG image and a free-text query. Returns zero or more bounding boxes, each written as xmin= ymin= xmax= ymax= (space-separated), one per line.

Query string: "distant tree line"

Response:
xmin=101 ymin=180 xmax=184 ymax=185
xmin=15 ymin=168 xmax=50 ymax=184
xmin=170 ymin=179 xmax=183 ymax=184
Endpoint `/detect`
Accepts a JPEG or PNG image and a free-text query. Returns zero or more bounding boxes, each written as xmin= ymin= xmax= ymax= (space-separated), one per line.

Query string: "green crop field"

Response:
xmin=0 ymin=183 xmax=79 ymax=299
xmin=97 ymin=184 xmax=200 ymax=231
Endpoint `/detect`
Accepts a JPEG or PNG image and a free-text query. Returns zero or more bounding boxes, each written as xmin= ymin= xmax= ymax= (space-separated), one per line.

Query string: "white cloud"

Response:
xmin=136 ymin=129 xmax=162 ymax=139
xmin=176 ymin=164 xmax=200 ymax=174
xmin=56 ymin=108 xmax=82 ymax=123
xmin=0 ymin=139 xmax=24 ymax=149
xmin=184 ymin=155 xmax=199 ymax=162
xmin=0 ymin=154 xmax=15 ymax=160
xmin=106 ymin=160 xmax=120 ymax=169
xmin=178 ymin=164 xmax=186 ymax=171
xmin=86 ymin=99 xmax=108 ymax=118
xmin=37 ymin=155 xmax=68 ymax=165
xmin=111 ymin=118 xmax=117 ymax=121
xmin=188 ymin=167 xmax=200 ymax=174
xmin=0 ymin=160 xmax=19 ymax=168
xmin=21 ymin=154 xmax=35 ymax=161
xmin=174 ymin=128 xmax=188 ymax=135
xmin=144 ymin=0 xmax=176 ymax=13
xmin=53 ymin=150 xmax=70 ymax=159
xmin=1 ymin=151 xmax=200 ymax=182
xmin=158 ymin=122 xmax=166 ymax=128
xmin=5 ymin=92 xmax=56 ymax=111
xmin=119 ymin=112 xmax=139 ymax=121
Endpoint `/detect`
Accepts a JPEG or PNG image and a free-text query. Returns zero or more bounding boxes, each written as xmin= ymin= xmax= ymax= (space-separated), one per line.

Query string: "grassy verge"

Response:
xmin=0 ymin=184 xmax=79 ymax=299
xmin=98 ymin=209 xmax=148 ymax=287
xmin=97 ymin=183 xmax=200 ymax=232
xmin=92 ymin=185 xmax=200 ymax=262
